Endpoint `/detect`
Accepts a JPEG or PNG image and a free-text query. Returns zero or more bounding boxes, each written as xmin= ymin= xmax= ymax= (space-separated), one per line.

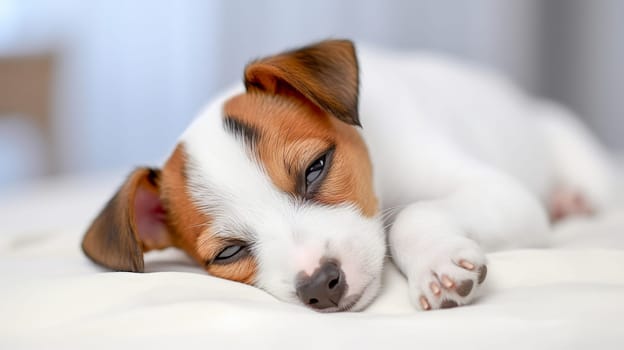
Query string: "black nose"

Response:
xmin=296 ymin=260 xmax=347 ymax=310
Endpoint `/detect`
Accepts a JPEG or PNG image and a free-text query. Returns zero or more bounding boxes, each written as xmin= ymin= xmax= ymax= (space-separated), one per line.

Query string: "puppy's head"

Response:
xmin=82 ymin=40 xmax=385 ymax=312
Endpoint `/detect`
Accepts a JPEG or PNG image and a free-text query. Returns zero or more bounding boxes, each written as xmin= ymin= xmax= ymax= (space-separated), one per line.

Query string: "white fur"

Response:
xmin=178 ymin=46 xmax=614 ymax=311
xmin=358 ymin=47 xmax=613 ymax=309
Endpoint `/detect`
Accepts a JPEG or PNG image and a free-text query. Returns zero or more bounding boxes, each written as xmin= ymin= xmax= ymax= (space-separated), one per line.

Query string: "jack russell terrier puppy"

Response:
xmin=82 ymin=39 xmax=614 ymax=312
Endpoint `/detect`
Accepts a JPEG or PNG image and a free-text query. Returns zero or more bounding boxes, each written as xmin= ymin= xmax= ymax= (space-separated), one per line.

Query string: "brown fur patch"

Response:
xmin=160 ymin=144 xmax=208 ymax=259
xmin=223 ymin=93 xmax=378 ymax=217
xmin=161 ymin=144 xmax=257 ymax=284
xmin=244 ymin=39 xmax=360 ymax=126
xmin=206 ymin=258 xmax=256 ymax=285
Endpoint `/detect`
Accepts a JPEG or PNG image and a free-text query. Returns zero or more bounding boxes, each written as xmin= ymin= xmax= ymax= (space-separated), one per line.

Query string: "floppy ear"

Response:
xmin=244 ymin=39 xmax=361 ymax=126
xmin=82 ymin=168 xmax=172 ymax=272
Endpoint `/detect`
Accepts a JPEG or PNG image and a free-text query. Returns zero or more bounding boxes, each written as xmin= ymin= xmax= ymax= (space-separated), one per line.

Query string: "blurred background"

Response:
xmin=0 ymin=0 xmax=622 ymax=190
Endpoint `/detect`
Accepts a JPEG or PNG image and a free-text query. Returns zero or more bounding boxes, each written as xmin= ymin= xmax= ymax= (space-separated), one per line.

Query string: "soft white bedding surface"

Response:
xmin=1 ymin=171 xmax=624 ymax=349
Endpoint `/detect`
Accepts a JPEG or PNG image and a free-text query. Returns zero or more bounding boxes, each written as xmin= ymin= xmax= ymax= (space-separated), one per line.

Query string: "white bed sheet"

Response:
xmin=1 ymin=171 xmax=624 ymax=349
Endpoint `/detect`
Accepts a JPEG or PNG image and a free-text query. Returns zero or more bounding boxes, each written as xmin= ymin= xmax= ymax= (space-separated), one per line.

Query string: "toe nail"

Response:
xmin=459 ymin=260 xmax=475 ymax=270
xmin=430 ymin=282 xmax=441 ymax=296
xmin=419 ymin=296 xmax=431 ymax=310
xmin=441 ymin=275 xmax=455 ymax=289
xmin=440 ymin=299 xmax=459 ymax=309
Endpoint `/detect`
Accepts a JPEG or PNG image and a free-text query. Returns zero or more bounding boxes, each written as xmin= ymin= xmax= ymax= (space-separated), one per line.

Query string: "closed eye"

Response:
xmin=211 ymin=243 xmax=249 ymax=265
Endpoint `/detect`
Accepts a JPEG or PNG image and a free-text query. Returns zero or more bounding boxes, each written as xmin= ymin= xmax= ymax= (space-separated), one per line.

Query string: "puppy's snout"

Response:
xmin=296 ymin=260 xmax=346 ymax=310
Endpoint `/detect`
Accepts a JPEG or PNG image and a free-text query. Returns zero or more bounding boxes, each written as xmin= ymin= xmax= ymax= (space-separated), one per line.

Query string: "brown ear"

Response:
xmin=82 ymin=168 xmax=172 ymax=272
xmin=244 ymin=39 xmax=361 ymax=126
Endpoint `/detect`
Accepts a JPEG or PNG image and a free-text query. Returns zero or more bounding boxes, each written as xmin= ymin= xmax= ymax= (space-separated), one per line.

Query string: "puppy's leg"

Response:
xmin=535 ymin=101 xmax=616 ymax=219
xmin=389 ymin=172 xmax=549 ymax=310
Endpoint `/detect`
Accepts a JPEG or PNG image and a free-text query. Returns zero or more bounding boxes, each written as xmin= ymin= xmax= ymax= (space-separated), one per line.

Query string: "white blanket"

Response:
xmin=1 ymin=171 xmax=624 ymax=349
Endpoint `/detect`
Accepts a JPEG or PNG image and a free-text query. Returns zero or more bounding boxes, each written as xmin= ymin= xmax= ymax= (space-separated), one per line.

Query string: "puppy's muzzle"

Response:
xmin=296 ymin=260 xmax=346 ymax=310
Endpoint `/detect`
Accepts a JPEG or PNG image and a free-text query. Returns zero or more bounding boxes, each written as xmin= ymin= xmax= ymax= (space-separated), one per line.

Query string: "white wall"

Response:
xmin=0 ymin=0 xmax=621 ymax=185
xmin=538 ymin=0 xmax=624 ymax=148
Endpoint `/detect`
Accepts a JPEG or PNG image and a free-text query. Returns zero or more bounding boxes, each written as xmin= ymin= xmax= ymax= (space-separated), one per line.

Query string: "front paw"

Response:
xmin=408 ymin=242 xmax=487 ymax=311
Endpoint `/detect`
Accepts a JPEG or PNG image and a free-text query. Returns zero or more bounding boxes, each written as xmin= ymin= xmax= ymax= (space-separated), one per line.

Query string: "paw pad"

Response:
xmin=455 ymin=279 xmax=473 ymax=297
xmin=478 ymin=265 xmax=487 ymax=284
xmin=440 ymin=299 xmax=458 ymax=309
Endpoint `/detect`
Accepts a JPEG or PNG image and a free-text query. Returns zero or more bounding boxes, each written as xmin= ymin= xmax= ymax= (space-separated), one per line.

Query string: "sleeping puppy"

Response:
xmin=82 ymin=39 xmax=614 ymax=312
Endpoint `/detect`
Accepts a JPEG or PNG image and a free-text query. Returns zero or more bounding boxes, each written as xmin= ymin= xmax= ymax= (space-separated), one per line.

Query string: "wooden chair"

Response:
xmin=0 ymin=54 xmax=55 ymax=175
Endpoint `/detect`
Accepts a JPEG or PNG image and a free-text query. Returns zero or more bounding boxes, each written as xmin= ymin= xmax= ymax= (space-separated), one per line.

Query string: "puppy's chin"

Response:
xmin=339 ymin=276 xmax=383 ymax=312
xmin=349 ymin=276 xmax=383 ymax=311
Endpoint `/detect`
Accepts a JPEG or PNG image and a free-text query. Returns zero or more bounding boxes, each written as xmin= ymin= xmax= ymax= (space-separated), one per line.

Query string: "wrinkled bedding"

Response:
xmin=1 ymin=171 xmax=623 ymax=349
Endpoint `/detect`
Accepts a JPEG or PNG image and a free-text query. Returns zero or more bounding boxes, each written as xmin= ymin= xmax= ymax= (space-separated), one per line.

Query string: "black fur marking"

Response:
xmin=223 ymin=115 xmax=261 ymax=148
